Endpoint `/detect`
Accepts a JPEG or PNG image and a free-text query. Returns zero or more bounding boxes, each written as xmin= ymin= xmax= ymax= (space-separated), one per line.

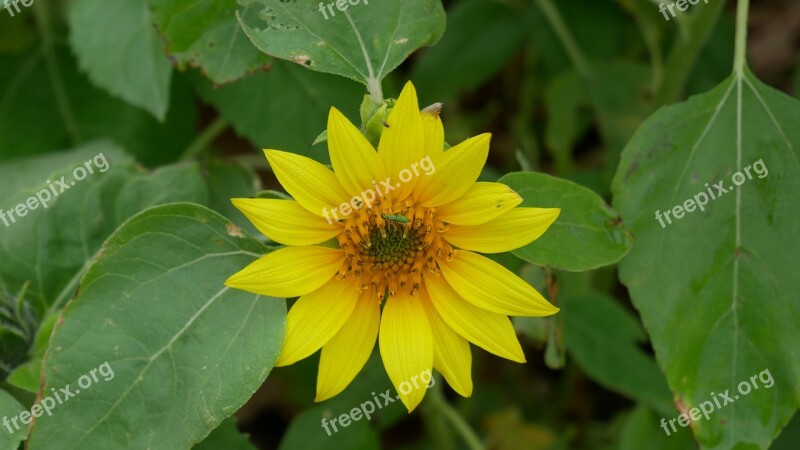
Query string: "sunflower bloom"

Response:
xmin=226 ymin=82 xmax=560 ymax=412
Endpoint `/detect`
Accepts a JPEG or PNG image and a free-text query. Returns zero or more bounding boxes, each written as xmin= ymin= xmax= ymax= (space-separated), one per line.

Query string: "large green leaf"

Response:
xmin=612 ymin=68 xmax=800 ymax=449
xmin=563 ymin=294 xmax=673 ymax=417
xmin=278 ymin=406 xmax=380 ymax=450
xmin=0 ymin=47 xmax=196 ymax=165
xmin=149 ymin=0 xmax=271 ymax=84
xmin=27 ymin=204 xmax=286 ymax=449
xmin=237 ymin=0 xmax=445 ymax=90
xmin=618 ymin=405 xmax=695 ymax=450
xmin=0 ymin=389 xmax=26 ymax=450
xmin=499 ymin=172 xmax=632 ymax=271
xmin=0 ymin=144 xmax=259 ymax=377
xmin=193 ymin=60 xmax=362 ymax=163
xmin=68 ymin=0 xmax=172 ymax=119
xmin=0 ymin=143 xmax=205 ymax=322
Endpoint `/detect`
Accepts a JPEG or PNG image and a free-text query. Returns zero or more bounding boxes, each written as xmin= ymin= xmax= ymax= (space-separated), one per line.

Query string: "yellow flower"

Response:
xmin=226 ymin=82 xmax=560 ymax=412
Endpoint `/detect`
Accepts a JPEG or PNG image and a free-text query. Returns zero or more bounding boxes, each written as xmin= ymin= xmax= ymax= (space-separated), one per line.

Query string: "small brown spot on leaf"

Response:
xmin=293 ymin=55 xmax=313 ymax=67
xmin=227 ymin=223 xmax=244 ymax=238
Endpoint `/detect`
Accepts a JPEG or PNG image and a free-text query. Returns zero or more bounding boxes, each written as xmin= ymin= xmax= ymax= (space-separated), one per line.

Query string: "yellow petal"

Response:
xmin=420 ymin=294 xmax=473 ymax=397
xmin=328 ymin=107 xmax=382 ymax=197
xmin=436 ymin=182 xmax=522 ymax=226
xmin=425 ymin=276 xmax=525 ymax=363
xmin=316 ymin=290 xmax=380 ymax=401
xmin=413 ymin=105 xmax=445 ymax=197
xmin=421 ymin=104 xmax=444 ymax=158
xmin=379 ymin=291 xmax=433 ymax=412
xmin=445 ymin=208 xmax=561 ymax=253
xmin=378 ymin=82 xmax=424 ymax=200
xmin=417 ymin=133 xmax=491 ymax=207
xmin=264 ymin=149 xmax=350 ymax=217
xmin=276 ymin=278 xmax=360 ymax=367
xmin=231 ymin=198 xmax=341 ymax=245
xmin=440 ymin=250 xmax=558 ymax=317
xmin=225 ymin=246 xmax=344 ymax=298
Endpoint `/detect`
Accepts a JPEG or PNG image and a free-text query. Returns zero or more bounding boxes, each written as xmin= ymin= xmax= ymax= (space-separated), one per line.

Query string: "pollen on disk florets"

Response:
xmin=335 ymin=197 xmax=455 ymax=300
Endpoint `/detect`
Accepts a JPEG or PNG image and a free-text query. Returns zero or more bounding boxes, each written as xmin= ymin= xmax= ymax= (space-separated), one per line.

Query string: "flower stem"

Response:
xmin=367 ymin=77 xmax=384 ymax=105
xmin=180 ymin=116 xmax=230 ymax=161
xmin=424 ymin=379 xmax=483 ymax=450
xmin=534 ymin=0 xmax=593 ymax=80
xmin=733 ymin=0 xmax=750 ymax=77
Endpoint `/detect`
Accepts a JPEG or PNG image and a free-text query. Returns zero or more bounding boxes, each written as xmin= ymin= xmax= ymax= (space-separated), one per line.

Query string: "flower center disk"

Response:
xmin=336 ymin=200 xmax=454 ymax=299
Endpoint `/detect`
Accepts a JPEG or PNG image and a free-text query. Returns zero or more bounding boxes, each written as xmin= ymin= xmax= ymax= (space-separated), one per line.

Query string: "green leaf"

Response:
xmin=411 ymin=0 xmax=528 ymax=103
xmin=612 ymin=69 xmax=800 ymax=449
xmin=27 ymin=204 xmax=286 ymax=449
xmin=0 ymin=47 xmax=197 ymax=165
xmin=0 ymin=143 xmax=207 ymax=322
xmin=204 ymin=161 xmax=262 ymax=236
xmin=0 ymin=389 xmax=27 ymax=450
xmin=499 ymin=172 xmax=632 ymax=271
xmin=0 ymin=282 xmax=36 ymax=379
xmin=585 ymin=62 xmax=652 ymax=184
xmin=194 ymin=417 xmax=255 ymax=450
xmin=543 ymin=69 xmax=592 ymax=174
xmin=278 ymin=405 xmax=380 ymax=450
xmin=618 ymin=405 xmax=695 ymax=450
xmin=149 ymin=0 xmax=271 ymax=84
xmin=0 ymin=146 xmax=252 ymax=377
xmin=6 ymin=315 xmax=57 ymax=392
xmin=563 ymin=294 xmax=674 ymax=417
xmin=68 ymin=0 xmax=172 ymax=119
xmin=193 ymin=60 xmax=363 ymax=163
xmin=237 ymin=0 xmax=445 ymax=90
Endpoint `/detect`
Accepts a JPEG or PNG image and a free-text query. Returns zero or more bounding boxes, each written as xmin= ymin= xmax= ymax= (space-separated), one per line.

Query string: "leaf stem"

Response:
xmin=425 ymin=379 xmax=483 ymax=450
xmin=180 ymin=116 xmax=230 ymax=161
xmin=652 ymin=1 xmax=724 ymax=106
xmin=733 ymin=0 xmax=750 ymax=77
xmin=367 ymin=78 xmax=384 ymax=105
xmin=33 ymin=0 xmax=79 ymax=144
xmin=534 ymin=0 xmax=593 ymax=80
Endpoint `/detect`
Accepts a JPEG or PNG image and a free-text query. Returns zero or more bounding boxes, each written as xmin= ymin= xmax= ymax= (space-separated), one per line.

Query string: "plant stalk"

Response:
xmin=180 ymin=117 xmax=230 ymax=161
xmin=733 ymin=0 xmax=750 ymax=77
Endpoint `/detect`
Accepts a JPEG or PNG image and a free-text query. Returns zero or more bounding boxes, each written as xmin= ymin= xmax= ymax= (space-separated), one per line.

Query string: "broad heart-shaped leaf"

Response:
xmin=68 ymin=0 xmax=172 ymax=120
xmin=499 ymin=172 xmax=632 ymax=271
xmin=563 ymin=294 xmax=674 ymax=417
xmin=149 ymin=0 xmax=271 ymax=84
xmin=193 ymin=60 xmax=362 ymax=163
xmin=237 ymin=0 xmax=445 ymax=89
xmin=27 ymin=204 xmax=286 ymax=449
xmin=0 ymin=389 xmax=26 ymax=450
xmin=0 ymin=143 xmax=261 ymax=376
xmin=0 ymin=143 xmax=204 ymax=322
xmin=612 ymin=68 xmax=800 ymax=449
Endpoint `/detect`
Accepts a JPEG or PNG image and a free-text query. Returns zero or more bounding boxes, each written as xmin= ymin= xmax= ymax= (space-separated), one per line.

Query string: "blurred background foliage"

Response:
xmin=1 ymin=0 xmax=799 ymax=449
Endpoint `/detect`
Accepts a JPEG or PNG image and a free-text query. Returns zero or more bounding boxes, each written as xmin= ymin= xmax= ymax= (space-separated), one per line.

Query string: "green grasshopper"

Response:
xmin=381 ymin=214 xmax=411 ymax=224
